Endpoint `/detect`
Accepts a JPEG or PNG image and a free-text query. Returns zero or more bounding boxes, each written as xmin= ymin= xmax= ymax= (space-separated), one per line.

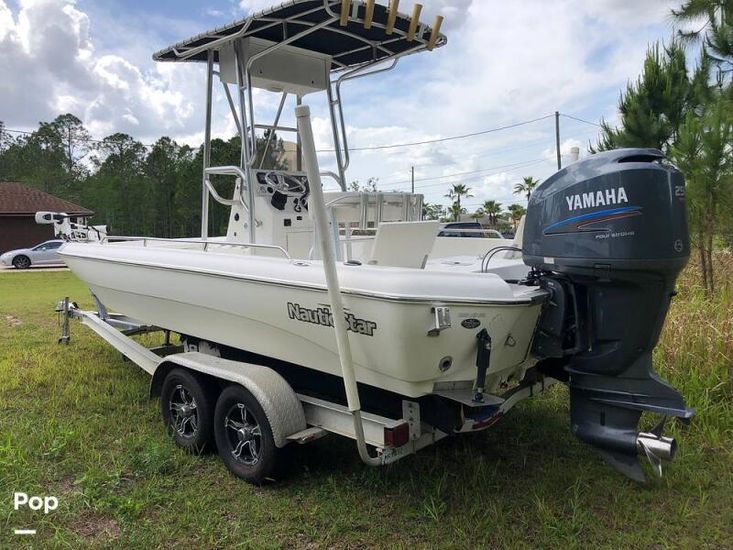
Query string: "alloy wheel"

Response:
xmin=168 ymin=384 xmax=199 ymax=438
xmin=224 ymin=403 xmax=262 ymax=465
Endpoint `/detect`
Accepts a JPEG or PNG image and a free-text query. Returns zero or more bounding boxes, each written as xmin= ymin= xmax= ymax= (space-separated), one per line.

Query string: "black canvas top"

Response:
xmin=153 ymin=0 xmax=447 ymax=70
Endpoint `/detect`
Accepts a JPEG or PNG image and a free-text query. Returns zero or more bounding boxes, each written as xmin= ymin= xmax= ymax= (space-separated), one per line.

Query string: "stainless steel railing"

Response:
xmin=100 ymin=236 xmax=292 ymax=262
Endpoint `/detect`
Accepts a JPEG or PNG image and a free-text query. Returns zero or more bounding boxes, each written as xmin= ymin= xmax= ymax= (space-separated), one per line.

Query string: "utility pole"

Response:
xmin=555 ymin=111 xmax=562 ymax=171
xmin=411 ymin=166 xmax=415 ymax=194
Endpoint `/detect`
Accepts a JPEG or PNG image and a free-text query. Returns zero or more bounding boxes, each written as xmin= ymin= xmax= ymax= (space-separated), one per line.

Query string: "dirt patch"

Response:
xmin=54 ymin=475 xmax=80 ymax=496
xmin=5 ymin=315 xmax=22 ymax=327
xmin=72 ymin=513 xmax=121 ymax=543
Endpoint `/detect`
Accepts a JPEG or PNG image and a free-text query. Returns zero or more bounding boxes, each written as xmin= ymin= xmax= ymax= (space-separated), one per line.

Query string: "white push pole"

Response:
xmin=295 ymin=105 xmax=380 ymax=465
xmin=295 ymin=105 xmax=360 ymax=410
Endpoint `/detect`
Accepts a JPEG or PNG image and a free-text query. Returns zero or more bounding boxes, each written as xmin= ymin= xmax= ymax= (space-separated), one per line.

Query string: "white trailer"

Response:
xmin=56 ymin=297 xmax=557 ymax=483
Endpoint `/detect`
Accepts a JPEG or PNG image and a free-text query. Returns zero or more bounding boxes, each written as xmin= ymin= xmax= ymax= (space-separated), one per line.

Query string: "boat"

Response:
xmin=55 ymin=0 xmax=693 ymax=483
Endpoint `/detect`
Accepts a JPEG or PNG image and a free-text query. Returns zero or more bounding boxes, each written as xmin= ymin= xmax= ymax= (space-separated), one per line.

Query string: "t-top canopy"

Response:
xmin=152 ymin=0 xmax=447 ymax=71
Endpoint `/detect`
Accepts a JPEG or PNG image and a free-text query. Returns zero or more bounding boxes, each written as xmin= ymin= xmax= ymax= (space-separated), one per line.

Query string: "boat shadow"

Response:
xmin=275 ymin=389 xmax=603 ymax=494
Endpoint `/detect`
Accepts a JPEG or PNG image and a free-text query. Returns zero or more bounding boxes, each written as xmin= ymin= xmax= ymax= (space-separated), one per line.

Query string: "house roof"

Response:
xmin=0 ymin=181 xmax=94 ymax=216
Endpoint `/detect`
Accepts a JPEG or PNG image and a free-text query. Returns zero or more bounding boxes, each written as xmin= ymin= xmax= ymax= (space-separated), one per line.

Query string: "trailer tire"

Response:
xmin=160 ymin=368 xmax=215 ymax=454
xmin=214 ymin=384 xmax=277 ymax=484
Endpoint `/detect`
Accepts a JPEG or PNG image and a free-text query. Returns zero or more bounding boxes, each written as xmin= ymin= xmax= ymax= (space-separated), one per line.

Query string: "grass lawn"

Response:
xmin=0 ymin=265 xmax=731 ymax=549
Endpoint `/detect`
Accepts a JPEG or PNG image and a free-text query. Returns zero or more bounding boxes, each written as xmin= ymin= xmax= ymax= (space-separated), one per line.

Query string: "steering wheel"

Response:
xmin=263 ymin=171 xmax=307 ymax=197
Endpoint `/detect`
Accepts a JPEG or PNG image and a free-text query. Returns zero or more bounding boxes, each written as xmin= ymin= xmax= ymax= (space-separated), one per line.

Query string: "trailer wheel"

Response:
xmin=160 ymin=368 xmax=215 ymax=453
xmin=214 ymin=385 xmax=277 ymax=484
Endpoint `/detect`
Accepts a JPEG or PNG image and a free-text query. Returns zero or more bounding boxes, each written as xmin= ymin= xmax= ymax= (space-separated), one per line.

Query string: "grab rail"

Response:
xmin=203 ymin=165 xmax=261 ymax=233
xmin=203 ymin=179 xmax=240 ymax=207
xmin=320 ymin=171 xmax=342 ymax=185
xmin=437 ymin=228 xmax=507 ymax=238
xmin=101 ymin=236 xmax=292 ymax=261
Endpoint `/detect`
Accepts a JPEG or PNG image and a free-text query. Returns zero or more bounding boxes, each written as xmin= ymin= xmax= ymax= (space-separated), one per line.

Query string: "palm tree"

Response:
xmin=507 ymin=203 xmax=526 ymax=230
xmin=444 ymin=183 xmax=473 ymax=220
xmin=514 ymin=176 xmax=540 ymax=201
xmin=481 ymin=200 xmax=502 ymax=228
xmin=448 ymin=203 xmax=467 ymax=222
xmin=423 ymin=202 xmax=445 ymax=221
xmin=471 ymin=208 xmax=485 ymax=222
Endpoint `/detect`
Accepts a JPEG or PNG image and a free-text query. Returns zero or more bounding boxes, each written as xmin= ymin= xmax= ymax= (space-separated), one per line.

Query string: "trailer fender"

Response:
xmin=151 ymin=352 xmax=306 ymax=448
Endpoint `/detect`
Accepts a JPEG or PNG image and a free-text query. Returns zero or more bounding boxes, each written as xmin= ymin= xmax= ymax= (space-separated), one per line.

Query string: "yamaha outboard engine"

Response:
xmin=523 ymin=148 xmax=694 ymax=481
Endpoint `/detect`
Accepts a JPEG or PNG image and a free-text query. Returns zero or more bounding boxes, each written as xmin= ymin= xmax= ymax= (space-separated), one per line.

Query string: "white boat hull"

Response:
xmin=61 ymin=242 xmax=545 ymax=398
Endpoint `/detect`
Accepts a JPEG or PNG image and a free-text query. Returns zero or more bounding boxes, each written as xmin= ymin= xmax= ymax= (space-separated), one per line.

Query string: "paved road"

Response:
xmin=0 ymin=264 xmax=68 ymax=273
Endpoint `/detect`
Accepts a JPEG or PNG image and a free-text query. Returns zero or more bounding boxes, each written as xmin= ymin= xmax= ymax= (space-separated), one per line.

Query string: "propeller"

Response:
xmin=635 ymin=416 xmax=677 ymax=478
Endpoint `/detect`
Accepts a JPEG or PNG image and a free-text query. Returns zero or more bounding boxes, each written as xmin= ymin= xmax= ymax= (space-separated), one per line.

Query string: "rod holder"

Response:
xmin=364 ymin=0 xmax=375 ymax=28
xmin=427 ymin=15 xmax=443 ymax=51
xmin=407 ymin=4 xmax=422 ymax=41
xmin=339 ymin=0 xmax=351 ymax=26
xmin=385 ymin=0 xmax=399 ymax=35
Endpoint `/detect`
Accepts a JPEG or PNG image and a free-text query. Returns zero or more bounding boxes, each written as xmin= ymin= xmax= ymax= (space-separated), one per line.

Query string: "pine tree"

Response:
xmin=594 ymin=42 xmax=691 ymax=153
xmin=670 ymin=98 xmax=733 ymax=294
xmin=673 ymin=0 xmax=733 ymax=79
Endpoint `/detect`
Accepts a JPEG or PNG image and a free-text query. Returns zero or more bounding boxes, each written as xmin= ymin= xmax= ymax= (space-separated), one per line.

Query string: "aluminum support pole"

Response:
xmin=555 ymin=111 xmax=562 ymax=171
xmin=201 ymin=51 xmax=214 ymax=239
xmin=234 ymin=42 xmax=256 ymax=243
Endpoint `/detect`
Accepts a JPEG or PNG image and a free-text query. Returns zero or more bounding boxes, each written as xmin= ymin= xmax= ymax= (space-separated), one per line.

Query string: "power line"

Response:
xmin=2 ymin=111 xmax=600 ymax=157
xmin=316 ymin=114 xmax=556 ymax=153
xmin=414 ymin=160 xmax=547 ymax=190
xmin=560 ymin=113 xmax=602 ymax=128
xmin=379 ymin=158 xmax=546 ymax=188
xmin=374 ymin=137 xmax=551 ymax=172
xmin=374 ymin=128 xmax=598 ymax=188
xmin=381 ymin=160 xmax=547 ymax=194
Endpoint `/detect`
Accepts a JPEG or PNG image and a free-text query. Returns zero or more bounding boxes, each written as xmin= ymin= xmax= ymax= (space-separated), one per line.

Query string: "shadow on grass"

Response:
xmin=276 ymin=391 xmax=600 ymax=493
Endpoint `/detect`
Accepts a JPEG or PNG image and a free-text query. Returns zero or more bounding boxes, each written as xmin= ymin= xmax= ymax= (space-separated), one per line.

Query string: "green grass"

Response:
xmin=0 ymin=266 xmax=731 ymax=549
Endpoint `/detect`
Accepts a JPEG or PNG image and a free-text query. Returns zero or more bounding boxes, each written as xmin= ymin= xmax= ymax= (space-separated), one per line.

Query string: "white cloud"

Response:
xmin=468 ymin=172 xmax=524 ymax=210
xmin=0 ymin=0 xmax=681 ymax=209
xmin=238 ymin=0 xmax=278 ymax=15
xmin=333 ymin=0 xmax=679 ymax=208
xmin=584 ymin=0 xmax=673 ymax=25
xmin=0 ymin=0 xmax=205 ymax=143
xmin=541 ymin=137 xmax=592 ymax=166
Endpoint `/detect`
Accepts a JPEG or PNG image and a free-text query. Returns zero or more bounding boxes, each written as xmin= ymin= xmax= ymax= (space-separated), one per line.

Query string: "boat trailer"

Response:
xmin=55 ymin=297 xmax=558 ymax=473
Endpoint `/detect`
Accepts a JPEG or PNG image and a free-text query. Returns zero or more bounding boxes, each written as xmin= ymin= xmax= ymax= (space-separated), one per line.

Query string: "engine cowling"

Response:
xmin=522 ymin=148 xmax=694 ymax=481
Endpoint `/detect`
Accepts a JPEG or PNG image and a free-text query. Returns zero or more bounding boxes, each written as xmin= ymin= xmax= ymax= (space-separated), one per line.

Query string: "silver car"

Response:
xmin=0 ymin=240 xmax=65 ymax=269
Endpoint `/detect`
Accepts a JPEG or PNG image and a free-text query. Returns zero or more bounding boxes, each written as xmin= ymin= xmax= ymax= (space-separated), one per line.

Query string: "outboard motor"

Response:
xmin=523 ymin=148 xmax=694 ymax=481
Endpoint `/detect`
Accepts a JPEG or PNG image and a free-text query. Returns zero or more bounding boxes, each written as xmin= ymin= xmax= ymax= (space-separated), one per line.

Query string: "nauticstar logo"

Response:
xmin=566 ymin=187 xmax=628 ymax=211
xmin=287 ymin=302 xmax=377 ymax=336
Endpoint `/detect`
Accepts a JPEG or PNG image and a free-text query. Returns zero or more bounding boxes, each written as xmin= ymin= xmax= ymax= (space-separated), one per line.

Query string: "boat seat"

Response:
xmin=367 ymin=221 xmax=439 ymax=269
xmin=503 ymin=215 xmax=525 ymax=259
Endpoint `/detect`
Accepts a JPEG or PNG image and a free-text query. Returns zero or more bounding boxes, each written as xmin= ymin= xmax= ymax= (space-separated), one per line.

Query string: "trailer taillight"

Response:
xmin=384 ymin=422 xmax=410 ymax=448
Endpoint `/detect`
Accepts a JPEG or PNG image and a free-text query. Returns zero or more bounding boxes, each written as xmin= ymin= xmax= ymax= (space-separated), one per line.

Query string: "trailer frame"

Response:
xmin=56 ymin=297 xmax=558 ymax=471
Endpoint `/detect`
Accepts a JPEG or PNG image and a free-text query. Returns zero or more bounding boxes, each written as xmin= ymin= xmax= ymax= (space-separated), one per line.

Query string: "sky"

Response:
xmin=0 ymin=0 xmax=685 ymax=210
